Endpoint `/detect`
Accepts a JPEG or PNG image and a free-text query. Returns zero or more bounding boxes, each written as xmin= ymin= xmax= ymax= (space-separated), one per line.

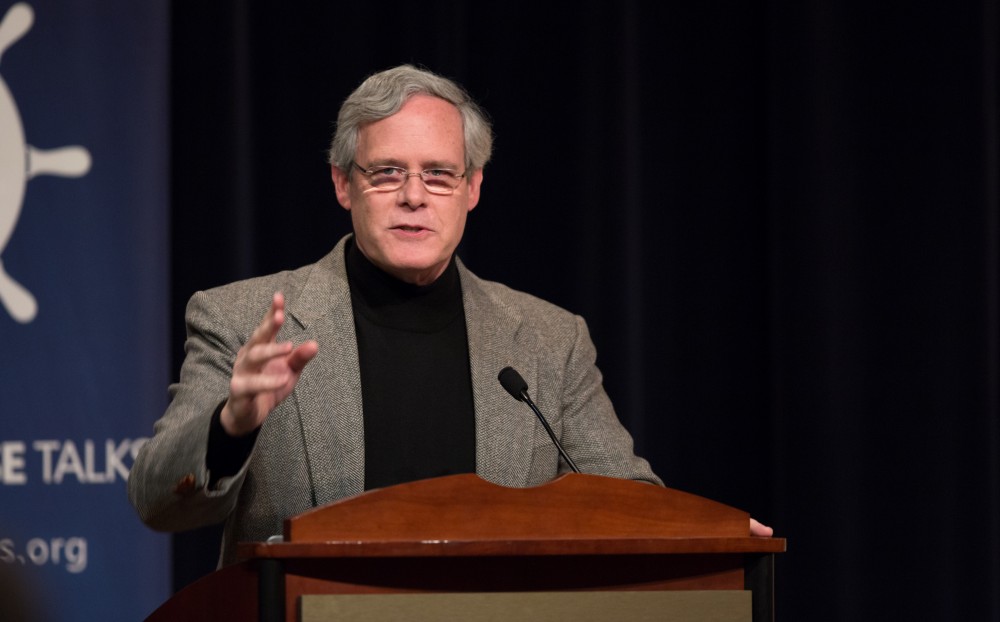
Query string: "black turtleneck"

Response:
xmin=346 ymin=239 xmax=476 ymax=490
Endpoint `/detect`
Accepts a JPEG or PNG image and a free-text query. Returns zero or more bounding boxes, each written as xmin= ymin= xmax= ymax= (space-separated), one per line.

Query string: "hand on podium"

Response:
xmin=750 ymin=518 xmax=774 ymax=537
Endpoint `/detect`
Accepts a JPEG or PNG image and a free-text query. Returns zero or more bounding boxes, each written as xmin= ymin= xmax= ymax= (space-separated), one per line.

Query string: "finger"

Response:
xmin=238 ymin=341 xmax=294 ymax=370
xmin=286 ymin=340 xmax=319 ymax=374
xmin=749 ymin=518 xmax=774 ymax=537
xmin=248 ymin=292 xmax=286 ymax=345
xmin=229 ymin=370 xmax=293 ymax=398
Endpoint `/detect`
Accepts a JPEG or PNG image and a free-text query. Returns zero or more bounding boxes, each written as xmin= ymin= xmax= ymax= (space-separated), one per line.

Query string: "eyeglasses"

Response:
xmin=352 ymin=162 xmax=466 ymax=195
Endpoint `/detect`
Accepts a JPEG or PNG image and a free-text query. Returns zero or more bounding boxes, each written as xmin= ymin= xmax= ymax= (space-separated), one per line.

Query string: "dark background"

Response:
xmin=169 ymin=2 xmax=999 ymax=619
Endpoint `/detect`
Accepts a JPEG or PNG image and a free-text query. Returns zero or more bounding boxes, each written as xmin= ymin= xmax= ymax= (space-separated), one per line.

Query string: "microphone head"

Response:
xmin=498 ymin=366 xmax=528 ymax=401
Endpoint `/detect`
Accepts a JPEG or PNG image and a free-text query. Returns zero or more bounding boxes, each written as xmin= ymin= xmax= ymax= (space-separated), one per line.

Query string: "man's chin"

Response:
xmin=379 ymin=255 xmax=449 ymax=286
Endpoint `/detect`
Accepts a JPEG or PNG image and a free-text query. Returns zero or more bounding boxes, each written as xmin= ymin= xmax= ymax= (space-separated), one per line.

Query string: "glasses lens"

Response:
xmin=367 ymin=167 xmax=406 ymax=189
xmin=421 ymin=169 xmax=460 ymax=194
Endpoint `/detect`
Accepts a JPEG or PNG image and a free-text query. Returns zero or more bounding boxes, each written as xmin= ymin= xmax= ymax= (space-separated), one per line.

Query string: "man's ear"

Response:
xmin=466 ymin=169 xmax=484 ymax=211
xmin=331 ymin=165 xmax=352 ymax=210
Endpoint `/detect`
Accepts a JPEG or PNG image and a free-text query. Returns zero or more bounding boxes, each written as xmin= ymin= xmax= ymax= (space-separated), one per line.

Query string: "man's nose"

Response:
xmin=398 ymin=173 xmax=429 ymax=208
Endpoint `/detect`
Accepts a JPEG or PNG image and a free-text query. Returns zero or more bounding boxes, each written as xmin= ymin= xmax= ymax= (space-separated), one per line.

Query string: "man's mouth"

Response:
xmin=394 ymin=225 xmax=426 ymax=232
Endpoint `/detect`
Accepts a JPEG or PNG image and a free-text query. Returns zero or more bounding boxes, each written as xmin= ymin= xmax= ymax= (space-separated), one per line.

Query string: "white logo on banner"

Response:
xmin=0 ymin=2 xmax=91 ymax=323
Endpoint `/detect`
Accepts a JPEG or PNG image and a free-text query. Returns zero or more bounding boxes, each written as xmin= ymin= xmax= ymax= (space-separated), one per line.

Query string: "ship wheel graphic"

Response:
xmin=0 ymin=2 xmax=92 ymax=323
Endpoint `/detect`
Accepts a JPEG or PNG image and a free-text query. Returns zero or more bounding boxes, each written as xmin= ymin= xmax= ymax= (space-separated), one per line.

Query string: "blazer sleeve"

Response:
xmin=127 ymin=290 xmax=258 ymax=532
xmin=556 ymin=315 xmax=663 ymax=486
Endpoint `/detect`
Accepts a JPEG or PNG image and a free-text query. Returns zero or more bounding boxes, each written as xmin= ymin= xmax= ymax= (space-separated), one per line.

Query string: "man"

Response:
xmin=128 ymin=65 xmax=768 ymax=566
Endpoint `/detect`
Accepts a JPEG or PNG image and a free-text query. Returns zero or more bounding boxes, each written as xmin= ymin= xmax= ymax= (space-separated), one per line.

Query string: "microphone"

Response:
xmin=498 ymin=366 xmax=580 ymax=473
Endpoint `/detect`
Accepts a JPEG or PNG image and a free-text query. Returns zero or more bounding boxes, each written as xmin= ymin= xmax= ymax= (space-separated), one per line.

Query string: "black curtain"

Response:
xmin=169 ymin=2 xmax=1000 ymax=619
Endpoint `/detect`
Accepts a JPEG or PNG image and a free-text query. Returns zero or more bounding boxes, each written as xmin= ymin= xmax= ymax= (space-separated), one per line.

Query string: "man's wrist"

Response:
xmin=208 ymin=401 xmax=259 ymax=487
xmin=219 ymin=401 xmax=253 ymax=437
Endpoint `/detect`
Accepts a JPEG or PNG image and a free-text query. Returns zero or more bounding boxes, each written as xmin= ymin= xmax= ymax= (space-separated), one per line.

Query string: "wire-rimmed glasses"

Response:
xmin=352 ymin=162 xmax=467 ymax=195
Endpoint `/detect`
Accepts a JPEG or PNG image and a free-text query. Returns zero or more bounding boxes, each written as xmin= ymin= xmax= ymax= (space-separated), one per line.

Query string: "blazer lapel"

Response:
xmin=460 ymin=263 xmax=538 ymax=487
xmin=286 ymin=237 xmax=366 ymax=506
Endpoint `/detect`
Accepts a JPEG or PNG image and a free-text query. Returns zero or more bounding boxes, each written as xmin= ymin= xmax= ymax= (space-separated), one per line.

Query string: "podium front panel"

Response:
xmin=301 ymin=591 xmax=752 ymax=622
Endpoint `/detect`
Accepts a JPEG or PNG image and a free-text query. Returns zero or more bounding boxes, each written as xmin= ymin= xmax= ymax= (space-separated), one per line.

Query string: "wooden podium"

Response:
xmin=146 ymin=474 xmax=785 ymax=621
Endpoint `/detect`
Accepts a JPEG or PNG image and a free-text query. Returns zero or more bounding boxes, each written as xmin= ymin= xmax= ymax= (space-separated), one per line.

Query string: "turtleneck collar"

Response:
xmin=345 ymin=237 xmax=463 ymax=333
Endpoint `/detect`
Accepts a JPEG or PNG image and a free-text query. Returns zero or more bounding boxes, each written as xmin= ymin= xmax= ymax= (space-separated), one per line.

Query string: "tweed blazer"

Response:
xmin=128 ymin=235 xmax=660 ymax=565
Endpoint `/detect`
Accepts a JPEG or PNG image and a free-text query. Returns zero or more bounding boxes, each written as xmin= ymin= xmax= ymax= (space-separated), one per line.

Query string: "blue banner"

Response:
xmin=0 ymin=1 xmax=170 ymax=620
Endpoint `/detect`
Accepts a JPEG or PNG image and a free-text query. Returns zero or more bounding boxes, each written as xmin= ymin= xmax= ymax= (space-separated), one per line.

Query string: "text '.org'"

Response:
xmin=1 ymin=537 xmax=88 ymax=573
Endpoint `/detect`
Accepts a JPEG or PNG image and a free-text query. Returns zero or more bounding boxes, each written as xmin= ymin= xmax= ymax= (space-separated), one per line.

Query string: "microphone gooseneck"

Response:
xmin=497 ymin=366 xmax=580 ymax=473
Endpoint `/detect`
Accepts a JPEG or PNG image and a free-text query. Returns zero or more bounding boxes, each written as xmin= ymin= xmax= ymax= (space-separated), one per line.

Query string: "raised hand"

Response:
xmin=219 ymin=292 xmax=319 ymax=436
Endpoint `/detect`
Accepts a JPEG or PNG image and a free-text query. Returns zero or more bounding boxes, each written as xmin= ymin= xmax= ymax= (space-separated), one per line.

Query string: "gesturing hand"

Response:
xmin=220 ymin=292 xmax=319 ymax=436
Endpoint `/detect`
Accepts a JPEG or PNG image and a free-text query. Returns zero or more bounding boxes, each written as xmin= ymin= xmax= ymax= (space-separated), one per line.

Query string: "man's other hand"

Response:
xmin=750 ymin=518 xmax=774 ymax=537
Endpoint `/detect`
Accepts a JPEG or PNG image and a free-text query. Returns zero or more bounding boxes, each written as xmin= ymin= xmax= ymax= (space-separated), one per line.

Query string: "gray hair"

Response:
xmin=327 ymin=65 xmax=493 ymax=173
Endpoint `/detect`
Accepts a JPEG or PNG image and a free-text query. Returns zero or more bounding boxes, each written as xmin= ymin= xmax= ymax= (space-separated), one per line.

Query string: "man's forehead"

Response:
xmin=355 ymin=95 xmax=465 ymax=165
